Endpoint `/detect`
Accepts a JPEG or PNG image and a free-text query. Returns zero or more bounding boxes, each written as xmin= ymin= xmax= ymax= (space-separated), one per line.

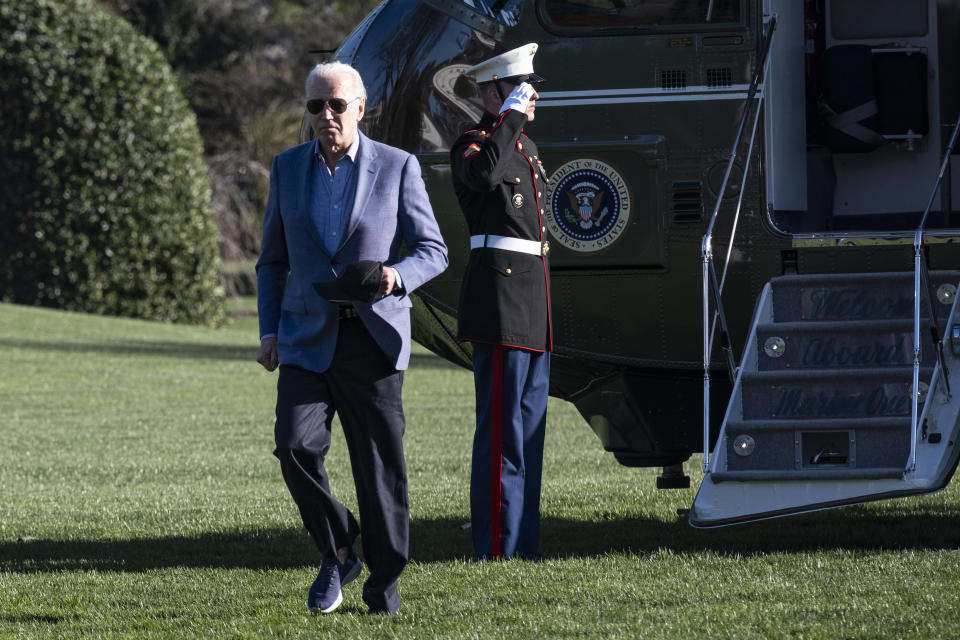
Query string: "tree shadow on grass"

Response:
xmin=0 ymin=338 xmax=253 ymax=361
xmin=0 ymin=338 xmax=463 ymax=369
xmin=0 ymin=528 xmax=316 ymax=573
xmin=412 ymin=507 xmax=960 ymax=562
xmin=4 ymin=506 xmax=960 ymax=573
xmin=535 ymin=506 xmax=960 ymax=559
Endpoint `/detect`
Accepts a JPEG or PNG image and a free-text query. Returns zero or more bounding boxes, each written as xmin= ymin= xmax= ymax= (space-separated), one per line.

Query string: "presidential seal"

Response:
xmin=545 ymin=159 xmax=630 ymax=252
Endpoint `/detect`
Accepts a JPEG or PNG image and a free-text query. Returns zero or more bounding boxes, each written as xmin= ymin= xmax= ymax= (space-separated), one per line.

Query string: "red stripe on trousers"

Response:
xmin=490 ymin=346 xmax=504 ymax=558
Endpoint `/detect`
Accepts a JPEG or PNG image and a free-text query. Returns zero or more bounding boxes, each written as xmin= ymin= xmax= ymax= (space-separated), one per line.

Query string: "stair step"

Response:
xmin=769 ymin=271 xmax=958 ymax=323
xmin=725 ymin=417 xmax=910 ymax=432
xmin=709 ymin=468 xmax=904 ymax=483
xmin=741 ymin=368 xmax=928 ymax=420
xmin=722 ymin=417 xmax=910 ymax=473
xmin=755 ymin=319 xmax=934 ymax=370
xmin=742 ymin=367 xmax=928 ymax=382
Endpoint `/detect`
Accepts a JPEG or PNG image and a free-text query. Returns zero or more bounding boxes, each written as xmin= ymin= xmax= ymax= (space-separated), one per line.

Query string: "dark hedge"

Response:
xmin=0 ymin=0 xmax=225 ymax=325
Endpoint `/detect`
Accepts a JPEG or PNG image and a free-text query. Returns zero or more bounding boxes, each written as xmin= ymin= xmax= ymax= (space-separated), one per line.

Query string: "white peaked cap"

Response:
xmin=464 ymin=42 xmax=545 ymax=84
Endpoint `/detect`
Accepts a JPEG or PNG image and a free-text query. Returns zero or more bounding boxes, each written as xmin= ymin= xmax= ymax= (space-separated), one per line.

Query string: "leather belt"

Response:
xmin=470 ymin=234 xmax=549 ymax=257
xmin=338 ymin=305 xmax=360 ymax=320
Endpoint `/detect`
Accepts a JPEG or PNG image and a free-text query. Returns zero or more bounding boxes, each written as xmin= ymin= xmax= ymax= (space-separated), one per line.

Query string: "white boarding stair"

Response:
xmin=690 ymin=271 xmax=960 ymax=527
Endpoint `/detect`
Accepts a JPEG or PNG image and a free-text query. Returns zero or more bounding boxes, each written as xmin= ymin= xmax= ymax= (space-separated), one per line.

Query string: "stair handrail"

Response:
xmin=702 ymin=15 xmax=777 ymax=473
xmin=909 ymin=111 xmax=960 ymax=471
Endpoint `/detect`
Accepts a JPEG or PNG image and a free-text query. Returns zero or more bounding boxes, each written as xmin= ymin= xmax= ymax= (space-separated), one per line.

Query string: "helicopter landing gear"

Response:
xmin=656 ymin=463 xmax=691 ymax=489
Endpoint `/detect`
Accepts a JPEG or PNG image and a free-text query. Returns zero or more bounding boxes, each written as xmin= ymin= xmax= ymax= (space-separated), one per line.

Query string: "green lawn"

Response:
xmin=3 ymin=302 xmax=960 ymax=638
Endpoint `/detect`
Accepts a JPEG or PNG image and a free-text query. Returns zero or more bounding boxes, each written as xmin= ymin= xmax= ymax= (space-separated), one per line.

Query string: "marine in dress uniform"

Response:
xmin=450 ymin=43 xmax=552 ymax=559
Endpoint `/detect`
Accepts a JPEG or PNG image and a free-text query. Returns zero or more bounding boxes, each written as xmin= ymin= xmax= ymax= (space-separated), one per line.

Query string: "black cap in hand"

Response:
xmin=312 ymin=260 xmax=383 ymax=304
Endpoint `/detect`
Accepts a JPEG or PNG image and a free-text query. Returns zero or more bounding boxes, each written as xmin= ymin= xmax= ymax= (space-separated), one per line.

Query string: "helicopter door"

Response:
xmin=822 ymin=0 xmax=939 ymax=221
xmin=765 ymin=0 xmax=948 ymax=232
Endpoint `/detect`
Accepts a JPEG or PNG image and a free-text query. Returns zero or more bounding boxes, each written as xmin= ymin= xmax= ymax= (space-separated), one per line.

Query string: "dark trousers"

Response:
xmin=470 ymin=343 xmax=550 ymax=559
xmin=273 ymin=318 xmax=408 ymax=613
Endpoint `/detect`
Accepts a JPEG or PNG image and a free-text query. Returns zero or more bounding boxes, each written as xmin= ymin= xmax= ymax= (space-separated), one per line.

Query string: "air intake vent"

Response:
xmin=671 ymin=180 xmax=703 ymax=223
xmin=659 ymin=69 xmax=687 ymax=90
xmin=706 ymin=67 xmax=733 ymax=87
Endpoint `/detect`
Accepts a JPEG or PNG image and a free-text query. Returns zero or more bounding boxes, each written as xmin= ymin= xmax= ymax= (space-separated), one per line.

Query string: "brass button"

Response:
xmin=540 ymin=209 xmax=544 ymax=214
xmin=505 ymin=268 xmax=512 ymax=275
xmin=537 ymin=191 xmax=541 ymax=197
xmin=518 ymin=142 xmax=523 ymax=150
xmin=542 ymin=226 xmax=546 ymax=233
xmin=515 ymin=177 xmax=520 ymax=183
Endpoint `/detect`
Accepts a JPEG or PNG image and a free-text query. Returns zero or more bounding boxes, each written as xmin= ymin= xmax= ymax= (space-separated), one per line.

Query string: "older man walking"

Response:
xmin=256 ymin=61 xmax=447 ymax=615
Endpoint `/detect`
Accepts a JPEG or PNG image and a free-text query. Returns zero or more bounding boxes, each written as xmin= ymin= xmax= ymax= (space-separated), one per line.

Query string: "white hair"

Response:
xmin=305 ymin=62 xmax=367 ymax=100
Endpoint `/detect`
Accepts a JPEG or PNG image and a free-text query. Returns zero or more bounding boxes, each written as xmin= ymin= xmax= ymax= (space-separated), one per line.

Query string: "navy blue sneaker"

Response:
xmin=339 ymin=551 xmax=363 ymax=588
xmin=308 ymin=551 xmax=362 ymax=614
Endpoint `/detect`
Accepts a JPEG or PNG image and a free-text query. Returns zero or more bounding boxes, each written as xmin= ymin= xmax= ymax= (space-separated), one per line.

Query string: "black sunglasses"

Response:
xmin=306 ymin=96 xmax=360 ymax=115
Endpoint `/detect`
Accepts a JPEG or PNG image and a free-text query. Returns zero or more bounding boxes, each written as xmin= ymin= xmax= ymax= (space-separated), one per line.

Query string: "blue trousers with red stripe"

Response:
xmin=470 ymin=343 xmax=550 ymax=559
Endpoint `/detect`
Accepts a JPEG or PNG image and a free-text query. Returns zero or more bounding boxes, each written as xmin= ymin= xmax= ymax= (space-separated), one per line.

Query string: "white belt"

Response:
xmin=470 ymin=234 xmax=547 ymax=256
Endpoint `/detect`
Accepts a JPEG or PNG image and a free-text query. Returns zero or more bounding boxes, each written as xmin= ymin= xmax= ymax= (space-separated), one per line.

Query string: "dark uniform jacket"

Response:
xmin=451 ymin=109 xmax=552 ymax=352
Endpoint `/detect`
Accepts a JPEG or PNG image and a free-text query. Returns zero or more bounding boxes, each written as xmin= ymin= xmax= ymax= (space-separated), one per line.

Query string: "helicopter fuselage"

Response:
xmin=327 ymin=0 xmax=960 ymax=472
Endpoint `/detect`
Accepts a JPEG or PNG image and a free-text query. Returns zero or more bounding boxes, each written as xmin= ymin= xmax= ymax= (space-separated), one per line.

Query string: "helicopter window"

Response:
xmin=460 ymin=0 xmax=524 ymax=27
xmin=542 ymin=0 xmax=741 ymax=29
xmin=830 ymin=0 xmax=927 ymax=40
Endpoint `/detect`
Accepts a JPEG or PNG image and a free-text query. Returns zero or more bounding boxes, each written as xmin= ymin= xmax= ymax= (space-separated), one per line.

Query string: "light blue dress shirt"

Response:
xmin=313 ymin=135 xmax=360 ymax=257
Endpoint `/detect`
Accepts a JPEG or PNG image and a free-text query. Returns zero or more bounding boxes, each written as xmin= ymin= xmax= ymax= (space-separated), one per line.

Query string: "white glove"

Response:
xmin=498 ymin=82 xmax=535 ymax=115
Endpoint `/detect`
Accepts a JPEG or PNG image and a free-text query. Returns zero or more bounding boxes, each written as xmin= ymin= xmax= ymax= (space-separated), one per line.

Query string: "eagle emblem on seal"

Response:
xmin=566 ymin=184 xmax=608 ymax=229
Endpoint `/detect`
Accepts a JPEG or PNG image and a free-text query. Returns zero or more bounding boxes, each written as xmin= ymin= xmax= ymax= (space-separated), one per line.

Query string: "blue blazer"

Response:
xmin=256 ymin=132 xmax=448 ymax=373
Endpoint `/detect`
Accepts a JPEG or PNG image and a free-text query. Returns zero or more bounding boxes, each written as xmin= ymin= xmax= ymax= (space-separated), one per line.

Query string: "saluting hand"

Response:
xmin=499 ymin=82 xmax=536 ymax=117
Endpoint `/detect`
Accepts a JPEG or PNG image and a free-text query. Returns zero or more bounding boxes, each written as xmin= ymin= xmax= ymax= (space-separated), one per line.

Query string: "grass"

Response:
xmin=3 ymin=301 xmax=960 ymax=638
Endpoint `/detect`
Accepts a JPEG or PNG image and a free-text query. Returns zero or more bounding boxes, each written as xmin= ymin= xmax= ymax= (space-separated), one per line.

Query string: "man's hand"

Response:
xmin=257 ymin=337 xmax=279 ymax=372
xmin=378 ymin=266 xmax=399 ymax=298
xmin=498 ymin=82 xmax=535 ymax=116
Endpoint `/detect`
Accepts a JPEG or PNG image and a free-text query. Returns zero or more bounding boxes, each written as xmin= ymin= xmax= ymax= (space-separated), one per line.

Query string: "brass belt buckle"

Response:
xmin=541 ymin=240 xmax=550 ymax=257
